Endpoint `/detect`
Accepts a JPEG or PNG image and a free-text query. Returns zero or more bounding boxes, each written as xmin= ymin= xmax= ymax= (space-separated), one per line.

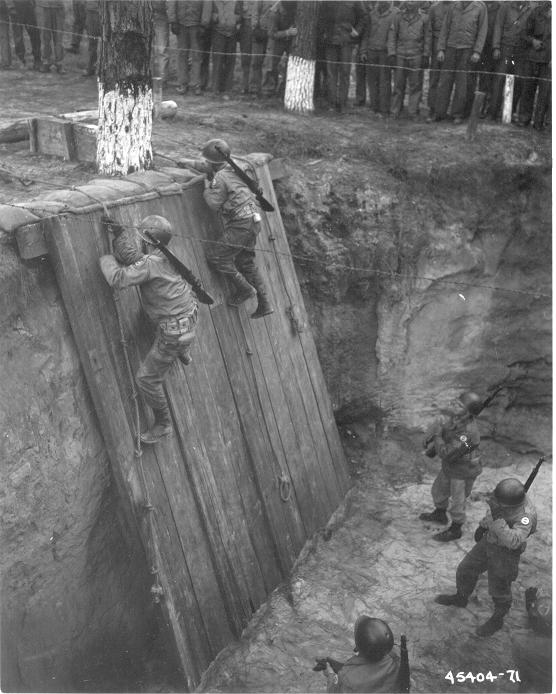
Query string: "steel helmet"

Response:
xmin=140 ymin=215 xmax=173 ymax=246
xmin=354 ymin=616 xmax=394 ymax=662
xmin=459 ymin=391 xmax=482 ymax=416
xmin=530 ymin=595 xmax=552 ymax=635
xmin=202 ymin=138 xmax=231 ymax=163
xmin=494 ymin=478 xmax=526 ymax=507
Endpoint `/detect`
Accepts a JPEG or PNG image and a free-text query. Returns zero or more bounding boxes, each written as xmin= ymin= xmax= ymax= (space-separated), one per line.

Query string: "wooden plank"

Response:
xmin=0 ymin=119 xmax=29 ymax=143
xmin=177 ymin=193 xmax=307 ymax=570
xmin=257 ymin=163 xmax=349 ymax=497
xmin=28 ymin=117 xmax=77 ymax=160
xmin=164 ymin=195 xmax=276 ymax=601
xmin=112 ymin=201 xmax=255 ymax=638
xmin=73 ymin=123 xmax=97 ymax=164
xmin=58 ymin=109 xmax=98 ymax=122
xmin=46 ymin=214 xmax=217 ymax=685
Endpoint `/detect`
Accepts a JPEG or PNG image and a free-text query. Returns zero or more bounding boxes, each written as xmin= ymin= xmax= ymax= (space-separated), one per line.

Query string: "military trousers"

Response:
xmin=36 ymin=4 xmax=65 ymax=67
xmin=431 ymin=469 xmax=475 ymax=524
xmin=366 ymin=50 xmax=391 ymax=115
xmin=456 ymin=536 xmax=522 ymax=603
xmin=136 ymin=308 xmax=198 ymax=412
xmin=205 ymin=217 xmax=265 ymax=289
xmin=434 ymin=47 xmax=473 ymax=119
xmin=391 ymin=56 xmax=423 ymax=117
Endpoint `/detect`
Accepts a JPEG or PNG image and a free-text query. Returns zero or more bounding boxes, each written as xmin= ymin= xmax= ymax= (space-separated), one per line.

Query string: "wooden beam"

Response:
xmin=0 ymin=119 xmax=30 ymax=143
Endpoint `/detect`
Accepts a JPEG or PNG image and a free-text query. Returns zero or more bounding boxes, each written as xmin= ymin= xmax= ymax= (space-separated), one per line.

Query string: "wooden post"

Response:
xmin=466 ymin=91 xmax=485 ymax=141
xmin=502 ymin=74 xmax=515 ymax=124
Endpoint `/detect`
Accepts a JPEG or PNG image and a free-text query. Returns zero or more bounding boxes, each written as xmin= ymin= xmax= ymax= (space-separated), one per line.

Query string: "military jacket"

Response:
xmin=328 ymin=653 xmax=401 ymax=694
xmin=437 ymin=1 xmax=488 ymax=53
xmin=434 ymin=416 xmax=481 ymax=480
xmin=99 ymin=250 xmax=196 ymax=323
xmin=480 ymin=497 xmax=537 ymax=552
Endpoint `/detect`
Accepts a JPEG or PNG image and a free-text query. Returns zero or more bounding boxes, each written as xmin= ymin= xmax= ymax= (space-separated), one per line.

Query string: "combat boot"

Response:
xmin=476 ymin=601 xmax=511 ymax=637
xmin=434 ymin=593 xmax=468 ymax=607
xmin=433 ymin=522 xmax=463 ymax=542
xmin=140 ymin=408 xmax=172 ymax=445
xmin=419 ymin=508 xmax=449 ymax=524
xmin=227 ymin=272 xmax=256 ymax=307
xmin=251 ymin=292 xmax=274 ymax=319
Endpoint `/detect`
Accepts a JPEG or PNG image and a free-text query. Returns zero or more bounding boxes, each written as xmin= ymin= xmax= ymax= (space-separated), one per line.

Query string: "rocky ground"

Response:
xmin=0 ymin=45 xmax=552 ymax=694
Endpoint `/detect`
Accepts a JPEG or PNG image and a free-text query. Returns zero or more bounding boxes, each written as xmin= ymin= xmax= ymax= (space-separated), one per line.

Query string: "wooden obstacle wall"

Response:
xmin=8 ymin=154 xmax=349 ymax=689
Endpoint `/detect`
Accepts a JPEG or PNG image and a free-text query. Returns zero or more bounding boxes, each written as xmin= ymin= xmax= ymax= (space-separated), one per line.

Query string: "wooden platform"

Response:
xmin=7 ymin=155 xmax=349 ymax=689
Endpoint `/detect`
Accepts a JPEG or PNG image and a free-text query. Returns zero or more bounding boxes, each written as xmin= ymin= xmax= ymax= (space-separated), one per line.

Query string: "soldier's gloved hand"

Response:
xmin=474 ymin=526 xmax=487 ymax=542
xmin=437 ymin=50 xmax=445 ymax=63
xmin=493 ymin=48 xmax=500 ymax=61
xmin=470 ymin=52 xmax=480 ymax=64
xmin=101 ymin=215 xmax=124 ymax=237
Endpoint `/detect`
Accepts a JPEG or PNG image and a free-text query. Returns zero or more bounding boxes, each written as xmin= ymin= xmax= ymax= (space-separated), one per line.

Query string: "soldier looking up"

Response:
xmin=435 ymin=477 xmax=538 ymax=637
xmin=320 ymin=616 xmax=403 ymax=693
xmin=177 ymin=139 xmax=274 ymax=319
xmin=99 ymin=215 xmax=198 ymax=445
xmin=419 ymin=391 xmax=482 ymax=542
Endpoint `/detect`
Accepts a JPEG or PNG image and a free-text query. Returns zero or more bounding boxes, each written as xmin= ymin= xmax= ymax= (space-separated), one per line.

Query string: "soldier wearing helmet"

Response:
xmin=99 ymin=214 xmax=198 ymax=444
xmin=435 ymin=477 xmax=538 ymax=637
xmin=177 ymin=139 xmax=273 ymax=319
xmin=419 ymin=391 xmax=482 ymax=542
xmin=320 ymin=616 xmax=402 ymax=692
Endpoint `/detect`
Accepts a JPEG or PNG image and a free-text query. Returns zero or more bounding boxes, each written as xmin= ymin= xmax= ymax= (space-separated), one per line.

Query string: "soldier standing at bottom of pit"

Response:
xmin=435 ymin=478 xmax=538 ymax=637
xmin=99 ymin=215 xmax=198 ymax=445
xmin=419 ymin=391 xmax=482 ymax=542
xmin=319 ymin=616 xmax=402 ymax=693
xmin=177 ymin=139 xmax=274 ymax=320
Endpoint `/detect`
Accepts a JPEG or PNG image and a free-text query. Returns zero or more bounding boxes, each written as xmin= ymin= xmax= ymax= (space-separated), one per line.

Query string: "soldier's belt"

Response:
xmin=159 ymin=307 xmax=198 ymax=335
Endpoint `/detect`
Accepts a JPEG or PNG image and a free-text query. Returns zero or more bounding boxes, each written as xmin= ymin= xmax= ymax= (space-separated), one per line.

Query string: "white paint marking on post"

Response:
xmin=502 ymin=74 xmax=515 ymax=124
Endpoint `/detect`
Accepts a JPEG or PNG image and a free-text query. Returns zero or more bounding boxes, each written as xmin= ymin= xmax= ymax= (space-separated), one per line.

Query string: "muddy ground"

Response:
xmin=0 ymin=43 xmax=552 ymax=694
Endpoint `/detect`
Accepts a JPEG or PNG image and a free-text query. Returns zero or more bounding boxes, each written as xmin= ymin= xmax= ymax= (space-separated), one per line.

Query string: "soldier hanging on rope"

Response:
xmin=177 ymin=138 xmax=274 ymax=319
xmin=99 ymin=215 xmax=199 ymax=445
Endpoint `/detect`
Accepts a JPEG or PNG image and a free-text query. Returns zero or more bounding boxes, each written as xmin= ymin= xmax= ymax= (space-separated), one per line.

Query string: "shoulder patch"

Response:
xmin=520 ymin=517 xmax=530 ymax=525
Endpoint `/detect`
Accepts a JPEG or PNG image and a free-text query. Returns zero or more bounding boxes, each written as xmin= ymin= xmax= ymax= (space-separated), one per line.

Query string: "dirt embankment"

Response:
xmin=0 ymin=63 xmax=551 ymax=692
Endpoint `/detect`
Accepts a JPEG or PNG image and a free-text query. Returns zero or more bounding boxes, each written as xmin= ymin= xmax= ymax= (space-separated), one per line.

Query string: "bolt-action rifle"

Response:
xmin=214 ymin=145 xmax=275 ymax=212
xmin=143 ymin=231 xmax=215 ymax=305
xmin=424 ymin=384 xmax=506 ymax=457
xmin=399 ymin=635 xmax=410 ymax=693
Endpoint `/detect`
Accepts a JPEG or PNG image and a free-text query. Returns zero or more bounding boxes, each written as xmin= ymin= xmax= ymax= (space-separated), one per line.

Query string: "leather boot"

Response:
xmin=434 ymin=593 xmax=468 ymax=607
xmin=433 ymin=522 xmax=463 ymax=542
xmin=140 ymin=408 xmax=172 ymax=444
xmin=419 ymin=508 xmax=449 ymax=524
xmin=227 ymin=272 xmax=256 ymax=307
xmin=251 ymin=292 xmax=274 ymax=319
xmin=476 ymin=601 xmax=511 ymax=637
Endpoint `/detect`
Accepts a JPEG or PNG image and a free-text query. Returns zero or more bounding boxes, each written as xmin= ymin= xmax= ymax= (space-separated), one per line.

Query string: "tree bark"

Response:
xmin=284 ymin=1 xmax=318 ymax=113
xmin=97 ymin=1 xmax=154 ymax=175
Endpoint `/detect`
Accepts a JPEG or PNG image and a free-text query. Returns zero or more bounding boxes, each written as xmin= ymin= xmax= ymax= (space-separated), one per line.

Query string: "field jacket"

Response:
xmin=167 ymin=0 xmax=204 ymax=27
xmin=437 ymin=1 xmax=488 ymax=54
xmin=433 ymin=417 xmax=481 ymax=480
xmin=361 ymin=4 xmax=398 ymax=53
xmin=492 ymin=2 xmax=531 ymax=51
xmin=387 ymin=8 xmax=431 ymax=58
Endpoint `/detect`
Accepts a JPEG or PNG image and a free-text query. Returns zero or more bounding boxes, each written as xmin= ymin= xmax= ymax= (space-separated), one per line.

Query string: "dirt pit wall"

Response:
xmin=277 ymin=157 xmax=551 ymax=462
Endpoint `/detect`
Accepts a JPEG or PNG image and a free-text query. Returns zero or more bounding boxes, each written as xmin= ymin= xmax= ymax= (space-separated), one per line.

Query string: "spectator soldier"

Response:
xmin=426 ymin=1 xmax=450 ymax=119
xmin=5 ymin=0 xmax=41 ymax=70
xmin=361 ymin=1 xmax=398 ymax=118
xmin=387 ymin=0 xmax=430 ymax=119
xmin=517 ymin=1 xmax=551 ymax=131
xmin=419 ymin=391 xmax=482 ymax=542
xmin=202 ymin=0 xmax=241 ymax=97
xmin=488 ymin=1 xmax=531 ymax=121
xmin=322 ymin=1 xmax=365 ymax=112
xmin=35 ymin=0 xmax=66 ymax=74
xmin=82 ymin=0 xmax=100 ymax=77
xmin=435 ymin=477 xmax=537 ymax=637
xmin=431 ymin=1 xmax=487 ymax=124
xmin=261 ymin=0 xmax=297 ymax=97
xmin=169 ymin=0 xmax=203 ymax=96
xmin=99 ymin=215 xmax=199 ymax=445
xmin=177 ymin=139 xmax=274 ymax=320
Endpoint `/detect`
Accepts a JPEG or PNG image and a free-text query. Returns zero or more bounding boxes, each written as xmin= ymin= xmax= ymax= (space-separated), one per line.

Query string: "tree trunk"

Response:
xmin=284 ymin=2 xmax=318 ymax=113
xmin=97 ymin=1 xmax=154 ymax=175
